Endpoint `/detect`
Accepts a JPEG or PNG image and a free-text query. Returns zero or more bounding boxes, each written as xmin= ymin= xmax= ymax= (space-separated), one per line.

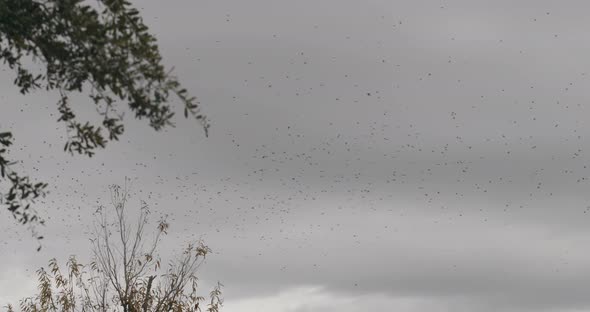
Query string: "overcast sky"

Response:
xmin=4 ymin=0 xmax=590 ymax=311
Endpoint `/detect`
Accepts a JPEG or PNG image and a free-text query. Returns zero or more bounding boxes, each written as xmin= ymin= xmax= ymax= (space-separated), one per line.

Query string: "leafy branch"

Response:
xmin=0 ymin=0 xmax=209 ymax=232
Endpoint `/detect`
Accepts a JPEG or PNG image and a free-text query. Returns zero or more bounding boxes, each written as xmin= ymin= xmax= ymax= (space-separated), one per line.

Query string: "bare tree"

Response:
xmin=8 ymin=184 xmax=222 ymax=312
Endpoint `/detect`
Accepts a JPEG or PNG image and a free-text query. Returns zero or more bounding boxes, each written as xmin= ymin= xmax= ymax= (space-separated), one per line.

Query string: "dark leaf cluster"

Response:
xmin=0 ymin=0 xmax=208 ymax=232
xmin=0 ymin=131 xmax=47 ymax=231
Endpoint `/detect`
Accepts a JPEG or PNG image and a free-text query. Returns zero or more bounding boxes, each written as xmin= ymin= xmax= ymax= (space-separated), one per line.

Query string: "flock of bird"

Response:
xmin=0 ymin=4 xmax=589 ymax=301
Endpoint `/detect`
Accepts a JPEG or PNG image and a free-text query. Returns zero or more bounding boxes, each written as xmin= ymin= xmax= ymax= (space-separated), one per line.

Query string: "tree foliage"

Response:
xmin=0 ymin=0 xmax=208 ymax=230
xmin=7 ymin=185 xmax=223 ymax=312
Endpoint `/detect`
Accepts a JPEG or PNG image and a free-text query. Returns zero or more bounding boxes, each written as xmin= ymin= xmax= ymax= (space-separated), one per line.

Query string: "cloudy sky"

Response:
xmin=4 ymin=0 xmax=590 ymax=311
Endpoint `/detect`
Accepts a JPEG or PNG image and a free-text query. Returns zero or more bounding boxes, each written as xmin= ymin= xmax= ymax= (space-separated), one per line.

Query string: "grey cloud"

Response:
xmin=3 ymin=1 xmax=590 ymax=311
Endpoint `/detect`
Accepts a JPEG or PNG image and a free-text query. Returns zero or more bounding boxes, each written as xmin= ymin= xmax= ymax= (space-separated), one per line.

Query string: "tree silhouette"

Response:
xmin=0 ymin=0 xmax=208 ymax=233
xmin=7 ymin=184 xmax=223 ymax=312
